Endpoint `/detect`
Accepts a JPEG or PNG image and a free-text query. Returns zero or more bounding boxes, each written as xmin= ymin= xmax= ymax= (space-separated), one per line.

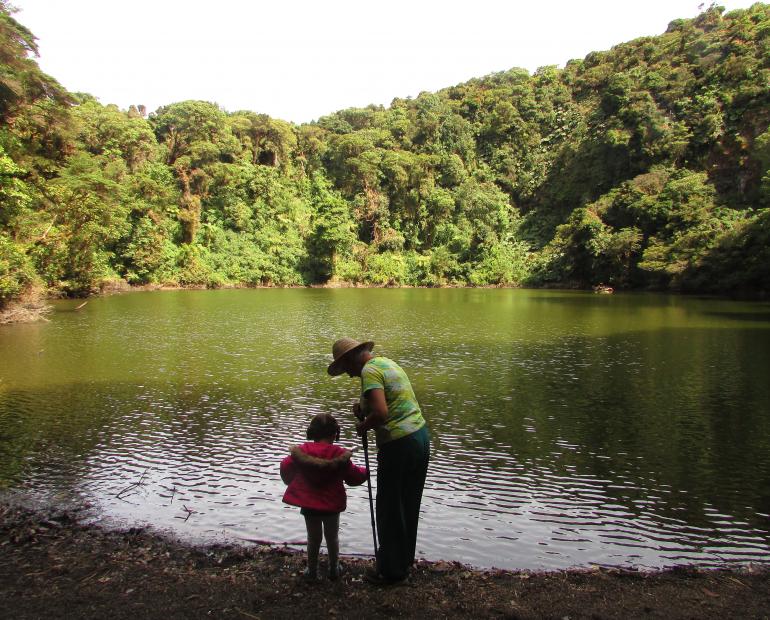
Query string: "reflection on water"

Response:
xmin=1 ymin=289 xmax=769 ymax=569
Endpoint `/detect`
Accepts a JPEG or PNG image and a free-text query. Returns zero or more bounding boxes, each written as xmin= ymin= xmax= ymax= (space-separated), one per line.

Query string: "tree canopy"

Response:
xmin=1 ymin=2 xmax=769 ymax=304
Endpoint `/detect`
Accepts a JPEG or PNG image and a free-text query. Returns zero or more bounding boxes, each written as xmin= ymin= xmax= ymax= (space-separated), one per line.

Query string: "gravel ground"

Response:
xmin=1 ymin=503 xmax=768 ymax=619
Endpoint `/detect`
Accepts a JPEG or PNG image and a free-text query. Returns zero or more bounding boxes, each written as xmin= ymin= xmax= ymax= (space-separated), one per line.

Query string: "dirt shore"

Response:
xmin=1 ymin=504 xmax=768 ymax=619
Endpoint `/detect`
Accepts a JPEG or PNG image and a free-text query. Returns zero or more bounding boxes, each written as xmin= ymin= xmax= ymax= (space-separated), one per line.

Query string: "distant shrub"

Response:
xmin=0 ymin=235 xmax=36 ymax=307
xmin=364 ymin=252 xmax=407 ymax=285
xmin=469 ymin=240 xmax=531 ymax=286
xmin=176 ymin=245 xmax=215 ymax=286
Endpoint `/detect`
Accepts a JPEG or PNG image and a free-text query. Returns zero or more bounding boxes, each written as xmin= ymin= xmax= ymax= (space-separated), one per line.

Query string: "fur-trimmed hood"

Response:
xmin=280 ymin=442 xmax=368 ymax=513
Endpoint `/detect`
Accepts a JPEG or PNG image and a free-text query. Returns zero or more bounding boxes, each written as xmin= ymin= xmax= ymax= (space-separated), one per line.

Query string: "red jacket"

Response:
xmin=280 ymin=442 xmax=368 ymax=513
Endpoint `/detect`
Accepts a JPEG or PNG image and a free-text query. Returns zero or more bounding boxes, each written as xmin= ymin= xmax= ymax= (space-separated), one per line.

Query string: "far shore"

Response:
xmin=3 ymin=278 xmax=766 ymax=326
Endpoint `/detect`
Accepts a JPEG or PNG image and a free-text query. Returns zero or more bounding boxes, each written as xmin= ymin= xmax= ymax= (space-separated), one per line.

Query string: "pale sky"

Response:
xmin=11 ymin=0 xmax=761 ymax=124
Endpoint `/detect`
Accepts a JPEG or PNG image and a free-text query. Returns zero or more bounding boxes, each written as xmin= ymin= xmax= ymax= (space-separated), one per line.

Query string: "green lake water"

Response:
xmin=1 ymin=288 xmax=769 ymax=569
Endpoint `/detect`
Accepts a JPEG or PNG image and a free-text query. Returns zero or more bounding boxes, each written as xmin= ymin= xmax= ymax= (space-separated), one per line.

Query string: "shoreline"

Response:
xmin=1 ymin=503 xmax=768 ymax=619
xmin=3 ymin=279 xmax=766 ymax=326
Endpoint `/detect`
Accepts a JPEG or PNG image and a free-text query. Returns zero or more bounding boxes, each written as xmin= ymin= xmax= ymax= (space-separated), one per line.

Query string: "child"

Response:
xmin=280 ymin=413 xmax=368 ymax=580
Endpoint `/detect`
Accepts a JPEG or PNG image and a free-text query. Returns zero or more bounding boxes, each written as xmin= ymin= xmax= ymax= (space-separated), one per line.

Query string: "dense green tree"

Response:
xmin=0 ymin=143 xmax=32 ymax=230
xmin=0 ymin=1 xmax=70 ymax=124
xmin=73 ymin=100 xmax=158 ymax=172
xmin=0 ymin=230 xmax=34 ymax=303
xmin=229 ymin=111 xmax=296 ymax=168
xmin=305 ymin=173 xmax=356 ymax=281
xmin=37 ymin=152 xmax=130 ymax=293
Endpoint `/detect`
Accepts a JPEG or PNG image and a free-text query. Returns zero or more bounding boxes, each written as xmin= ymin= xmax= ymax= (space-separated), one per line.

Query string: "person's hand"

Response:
xmin=356 ymin=420 xmax=367 ymax=436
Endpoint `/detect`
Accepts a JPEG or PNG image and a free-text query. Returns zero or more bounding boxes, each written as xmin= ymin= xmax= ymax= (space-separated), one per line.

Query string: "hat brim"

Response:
xmin=327 ymin=341 xmax=374 ymax=376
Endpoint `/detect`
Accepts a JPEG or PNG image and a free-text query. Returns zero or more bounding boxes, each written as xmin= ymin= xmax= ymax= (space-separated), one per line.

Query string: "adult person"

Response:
xmin=327 ymin=337 xmax=430 ymax=585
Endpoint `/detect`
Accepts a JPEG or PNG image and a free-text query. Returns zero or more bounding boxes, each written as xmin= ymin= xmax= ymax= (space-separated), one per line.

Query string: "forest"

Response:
xmin=1 ymin=2 xmax=769 ymax=308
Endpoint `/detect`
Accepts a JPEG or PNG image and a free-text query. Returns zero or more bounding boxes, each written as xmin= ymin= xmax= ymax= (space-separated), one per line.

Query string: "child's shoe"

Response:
xmin=328 ymin=561 xmax=344 ymax=581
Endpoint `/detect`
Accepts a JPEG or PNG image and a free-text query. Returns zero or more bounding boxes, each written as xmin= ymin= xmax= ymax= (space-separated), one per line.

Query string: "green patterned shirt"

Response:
xmin=360 ymin=357 xmax=426 ymax=446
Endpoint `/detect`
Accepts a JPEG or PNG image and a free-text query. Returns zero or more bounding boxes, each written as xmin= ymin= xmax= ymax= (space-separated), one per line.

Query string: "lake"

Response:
xmin=1 ymin=288 xmax=769 ymax=570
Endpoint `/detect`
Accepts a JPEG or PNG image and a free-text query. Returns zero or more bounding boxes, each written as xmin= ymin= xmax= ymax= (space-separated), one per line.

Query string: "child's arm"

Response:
xmin=343 ymin=460 xmax=369 ymax=486
xmin=280 ymin=454 xmax=295 ymax=485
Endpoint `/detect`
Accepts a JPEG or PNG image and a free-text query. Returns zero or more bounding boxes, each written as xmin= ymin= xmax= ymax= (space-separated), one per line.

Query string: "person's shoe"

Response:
xmin=302 ymin=567 xmax=319 ymax=581
xmin=328 ymin=561 xmax=345 ymax=581
xmin=364 ymin=567 xmax=408 ymax=586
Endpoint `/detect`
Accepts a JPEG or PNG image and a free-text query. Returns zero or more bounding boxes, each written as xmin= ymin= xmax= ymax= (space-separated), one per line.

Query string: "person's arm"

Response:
xmin=280 ymin=455 xmax=295 ymax=485
xmin=356 ymin=388 xmax=388 ymax=435
xmin=343 ymin=460 xmax=369 ymax=486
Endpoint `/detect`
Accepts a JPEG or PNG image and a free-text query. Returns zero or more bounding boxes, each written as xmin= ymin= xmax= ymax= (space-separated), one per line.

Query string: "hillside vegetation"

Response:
xmin=1 ymin=2 xmax=769 ymax=305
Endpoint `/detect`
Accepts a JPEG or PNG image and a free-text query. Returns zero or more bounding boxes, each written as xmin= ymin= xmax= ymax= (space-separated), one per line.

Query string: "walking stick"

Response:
xmin=361 ymin=430 xmax=378 ymax=559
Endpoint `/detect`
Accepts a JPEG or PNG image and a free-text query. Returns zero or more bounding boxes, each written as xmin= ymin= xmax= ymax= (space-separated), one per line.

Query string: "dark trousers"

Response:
xmin=375 ymin=425 xmax=430 ymax=580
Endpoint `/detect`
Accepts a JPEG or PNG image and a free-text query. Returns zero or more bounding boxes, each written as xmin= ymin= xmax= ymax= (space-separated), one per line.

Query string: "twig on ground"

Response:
xmin=78 ymin=571 xmax=100 ymax=586
xmin=728 ymin=576 xmax=749 ymax=588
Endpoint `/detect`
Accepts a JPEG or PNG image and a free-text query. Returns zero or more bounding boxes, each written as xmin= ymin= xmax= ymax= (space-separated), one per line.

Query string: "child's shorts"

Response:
xmin=300 ymin=507 xmax=340 ymax=518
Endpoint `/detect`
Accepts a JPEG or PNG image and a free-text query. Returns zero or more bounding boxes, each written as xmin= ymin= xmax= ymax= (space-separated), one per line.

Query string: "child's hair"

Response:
xmin=306 ymin=413 xmax=341 ymax=441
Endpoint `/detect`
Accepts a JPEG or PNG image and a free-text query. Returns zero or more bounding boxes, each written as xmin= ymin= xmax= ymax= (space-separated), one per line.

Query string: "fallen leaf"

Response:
xmin=431 ymin=561 xmax=453 ymax=573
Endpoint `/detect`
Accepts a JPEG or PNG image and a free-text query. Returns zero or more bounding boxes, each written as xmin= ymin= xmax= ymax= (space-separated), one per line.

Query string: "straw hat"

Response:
xmin=327 ymin=337 xmax=374 ymax=376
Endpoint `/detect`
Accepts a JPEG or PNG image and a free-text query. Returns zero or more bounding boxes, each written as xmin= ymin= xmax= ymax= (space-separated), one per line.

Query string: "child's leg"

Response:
xmin=322 ymin=513 xmax=340 ymax=575
xmin=304 ymin=515 xmax=323 ymax=576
